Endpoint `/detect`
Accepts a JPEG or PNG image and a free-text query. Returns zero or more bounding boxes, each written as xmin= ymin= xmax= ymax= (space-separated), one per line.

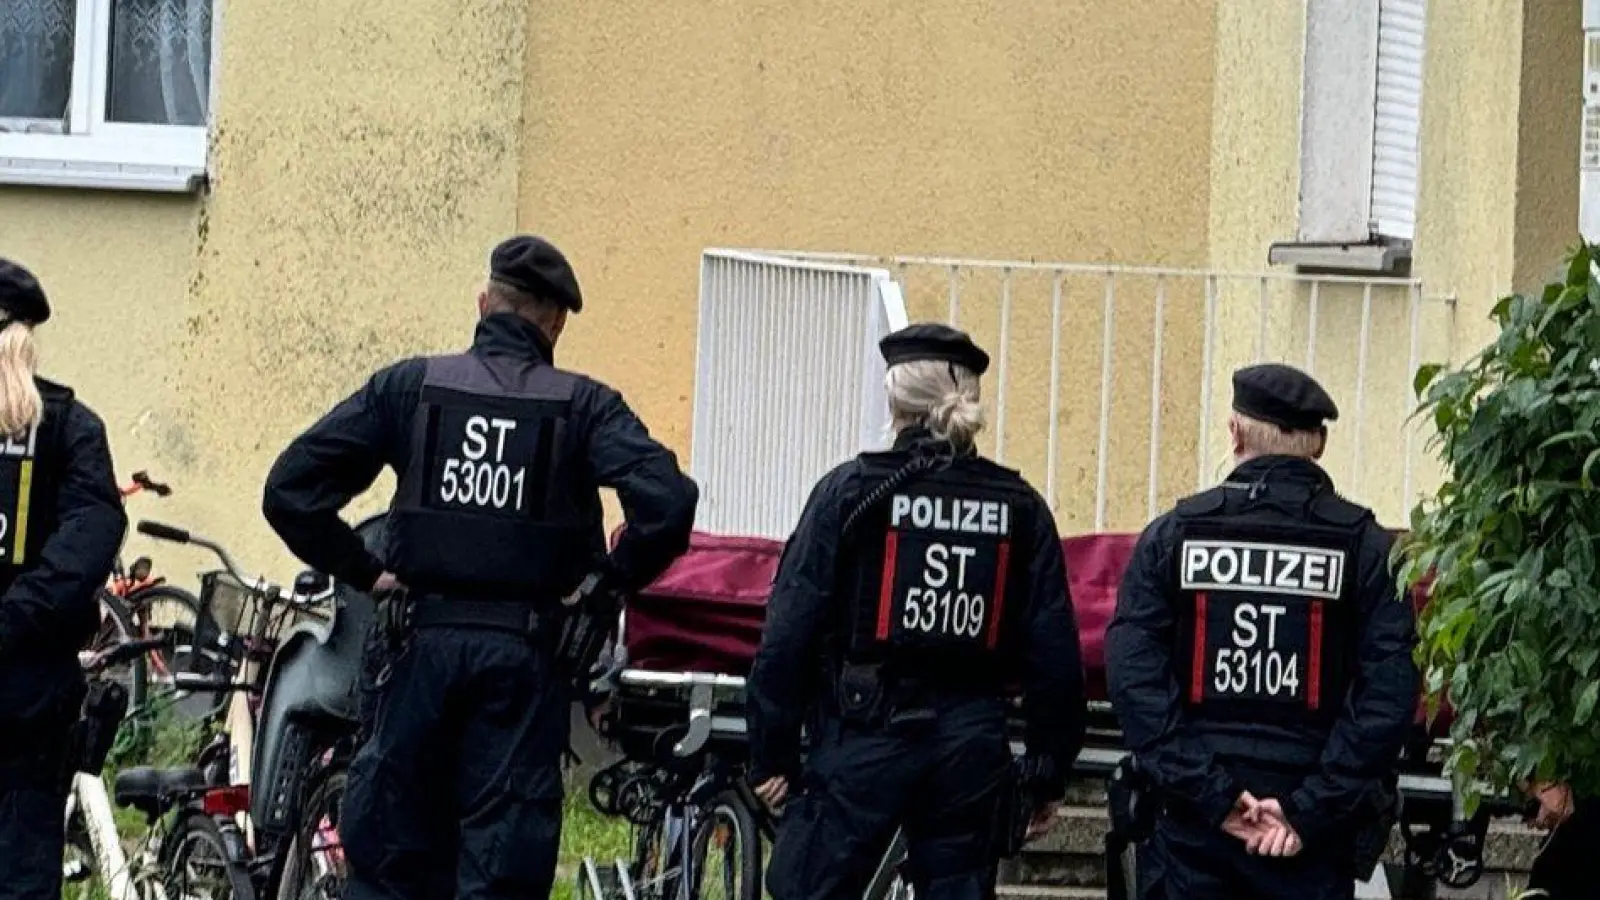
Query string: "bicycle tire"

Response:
xmin=273 ymin=764 xmax=348 ymax=900
xmin=94 ymin=592 xmax=149 ymax=713
xmin=164 ymin=811 xmax=257 ymax=900
xmin=687 ymin=789 xmax=762 ymax=900
xmin=126 ymin=584 xmax=201 ymax=666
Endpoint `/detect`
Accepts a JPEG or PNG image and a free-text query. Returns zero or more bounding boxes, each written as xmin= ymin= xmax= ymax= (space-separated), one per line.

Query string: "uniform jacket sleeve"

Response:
xmin=1282 ymin=526 xmax=1419 ymax=843
xmin=262 ymin=362 xmax=417 ymax=590
xmin=580 ymin=382 xmax=698 ymax=593
xmin=746 ymin=466 xmax=849 ymax=784
xmin=1021 ymin=494 xmax=1087 ymax=793
xmin=1105 ymin=516 xmax=1242 ymax=828
xmin=0 ymin=403 xmax=127 ymax=654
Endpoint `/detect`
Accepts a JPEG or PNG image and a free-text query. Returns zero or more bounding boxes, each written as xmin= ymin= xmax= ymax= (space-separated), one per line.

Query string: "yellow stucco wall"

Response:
xmin=0 ymin=0 xmax=1584 ymax=584
xmin=519 ymin=0 xmax=1219 ymax=535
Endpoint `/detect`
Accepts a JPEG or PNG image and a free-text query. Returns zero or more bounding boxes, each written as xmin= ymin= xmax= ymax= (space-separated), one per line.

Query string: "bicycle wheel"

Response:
xmin=92 ymin=592 xmax=148 ymax=712
xmin=686 ymin=790 xmax=762 ymax=900
xmin=127 ymin=584 xmax=201 ymax=670
xmin=164 ymin=811 xmax=257 ymax=900
xmin=632 ymin=814 xmax=675 ymax=900
xmin=274 ymin=765 xmax=349 ymax=900
xmin=128 ymin=584 xmax=220 ymax=720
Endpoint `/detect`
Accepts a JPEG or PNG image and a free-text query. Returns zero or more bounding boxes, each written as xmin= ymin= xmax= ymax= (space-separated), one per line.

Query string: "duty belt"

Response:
xmin=409 ymin=597 xmax=548 ymax=637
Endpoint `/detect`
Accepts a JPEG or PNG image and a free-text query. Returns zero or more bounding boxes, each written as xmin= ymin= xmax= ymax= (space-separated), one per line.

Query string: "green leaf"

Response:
xmin=1577 ymin=682 xmax=1599 ymax=726
xmin=1539 ymin=430 xmax=1594 ymax=451
xmin=1413 ymin=363 xmax=1444 ymax=399
xmin=1569 ymin=245 xmax=1593 ymax=286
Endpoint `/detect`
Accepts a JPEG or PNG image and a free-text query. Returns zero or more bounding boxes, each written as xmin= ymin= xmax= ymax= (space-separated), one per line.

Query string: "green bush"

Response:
xmin=1401 ymin=242 xmax=1600 ymax=809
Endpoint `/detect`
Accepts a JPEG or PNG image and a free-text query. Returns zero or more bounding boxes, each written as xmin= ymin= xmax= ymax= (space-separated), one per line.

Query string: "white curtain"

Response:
xmin=0 ymin=0 xmax=76 ymax=123
xmin=107 ymin=0 xmax=211 ymax=126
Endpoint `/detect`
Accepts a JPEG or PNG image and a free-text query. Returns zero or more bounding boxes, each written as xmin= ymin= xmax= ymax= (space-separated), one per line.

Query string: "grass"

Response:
xmin=60 ymin=705 xmax=636 ymax=900
xmin=554 ymin=767 xmax=635 ymax=900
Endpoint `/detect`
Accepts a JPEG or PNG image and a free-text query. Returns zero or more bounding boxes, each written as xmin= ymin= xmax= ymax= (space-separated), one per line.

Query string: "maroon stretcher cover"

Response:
xmin=621 ymin=529 xmax=1444 ymax=733
xmin=622 ymin=531 xmax=1137 ymax=701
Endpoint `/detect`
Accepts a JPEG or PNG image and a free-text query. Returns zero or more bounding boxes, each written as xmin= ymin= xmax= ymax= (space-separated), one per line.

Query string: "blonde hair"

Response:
xmin=0 ymin=322 xmax=43 ymax=439
xmin=885 ymin=360 xmax=986 ymax=453
xmin=1230 ymin=412 xmax=1323 ymax=461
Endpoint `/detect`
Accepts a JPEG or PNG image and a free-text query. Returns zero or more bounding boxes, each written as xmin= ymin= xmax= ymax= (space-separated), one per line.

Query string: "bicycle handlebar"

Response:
xmin=81 ymin=635 xmax=172 ymax=675
xmin=136 ymin=519 xmax=253 ymax=587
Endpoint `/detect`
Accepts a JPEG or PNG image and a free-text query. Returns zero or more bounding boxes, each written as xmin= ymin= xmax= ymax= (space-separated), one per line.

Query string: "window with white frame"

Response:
xmin=0 ymin=0 xmax=215 ymax=192
xmin=1273 ymin=0 xmax=1427 ymax=272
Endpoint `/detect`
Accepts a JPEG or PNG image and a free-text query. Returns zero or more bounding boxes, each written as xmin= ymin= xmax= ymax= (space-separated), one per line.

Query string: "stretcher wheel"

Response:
xmin=1436 ymin=832 xmax=1485 ymax=889
xmin=590 ymin=765 xmax=625 ymax=818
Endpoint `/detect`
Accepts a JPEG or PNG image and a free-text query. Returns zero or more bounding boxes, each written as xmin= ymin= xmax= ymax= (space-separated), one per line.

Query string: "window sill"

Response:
xmin=0 ymin=158 xmax=206 ymax=193
xmin=0 ymin=125 xmax=208 ymax=194
xmin=1267 ymin=240 xmax=1412 ymax=275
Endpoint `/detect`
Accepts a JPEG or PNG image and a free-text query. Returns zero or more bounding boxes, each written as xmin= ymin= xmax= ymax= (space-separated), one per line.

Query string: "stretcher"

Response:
xmin=604 ymin=531 xmax=1507 ymax=892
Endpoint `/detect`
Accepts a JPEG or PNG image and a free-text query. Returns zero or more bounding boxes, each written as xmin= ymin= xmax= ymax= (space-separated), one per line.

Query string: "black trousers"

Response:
xmin=1526 ymin=797 xmax=1600 ymax=900
xmin=767 ymin=696 xmax=1012 ymax=900
xmin=341 ymin=627 xmax=568 ymax=900
xmin=1137 ymin=811 xmax=1355 ymax=900
xmin=0 ymin=721 xmax=72 ymax=900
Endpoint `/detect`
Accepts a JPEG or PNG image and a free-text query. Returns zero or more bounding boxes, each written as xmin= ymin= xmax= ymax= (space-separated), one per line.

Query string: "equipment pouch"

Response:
xmin=555 ymin=572 xmax=622 ymax=696
xmin=834 ymin=662 xmax=886 ymax=725
xmin=376 ymin=587 xmax=413 ymax=647
xmin=1107 ymin=755 xmax=1157 ymax=844
xmin=74 ymin=679 xmax=129 ymax=775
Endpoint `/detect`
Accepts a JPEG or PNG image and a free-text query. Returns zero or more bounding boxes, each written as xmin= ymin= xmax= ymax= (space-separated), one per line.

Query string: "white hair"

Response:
xmin=885 ymin=360 xmax=985 ymax=452
xmin=1230 ymin=412 xmax=1324 ymax=462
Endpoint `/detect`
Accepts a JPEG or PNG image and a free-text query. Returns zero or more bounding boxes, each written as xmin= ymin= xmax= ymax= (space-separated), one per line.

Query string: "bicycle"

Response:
xmin=134 ymin=518 xmax=355 ymax=900
xmin=586 ymin=671 xmax=769 ymax=900
xmin=87 ymin=471 xmax=203 ymax=716
xmin=588 ymin=672 xmax=1104 ymax=900
xmin=63 ymin=634 xmax=256 ymax=900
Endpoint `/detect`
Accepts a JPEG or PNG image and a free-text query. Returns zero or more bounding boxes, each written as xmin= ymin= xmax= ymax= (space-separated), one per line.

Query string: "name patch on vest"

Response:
xmin=426 ymin=409 xmax=553 ymax=517
xmin=1179 ymin=540 xmax=1344 ymax=600
xmin=1180 ymin=540 xmax=1340 ymax=709
xmin=878 ymin=491 xmax=1012 ymax=650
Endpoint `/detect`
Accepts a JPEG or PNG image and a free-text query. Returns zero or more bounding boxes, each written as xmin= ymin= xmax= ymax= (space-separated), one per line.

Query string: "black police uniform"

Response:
xmin=749 ymin=324 xmax=1087 ymax=900
xmin=261 ymin=236 xmax=699 ymax=900
xmin=0 ymin=259 xmax=128 ymax=900
xmin=1105 ymin=364 xmax=1419 ymax=900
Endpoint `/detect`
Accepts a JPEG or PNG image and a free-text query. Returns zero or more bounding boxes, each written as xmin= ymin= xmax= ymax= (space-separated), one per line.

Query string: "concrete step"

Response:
xmin=996 ymin=887 xmax=1106 ymax=900
xmin=1020 ymin=805 xmax=1547 ymax=872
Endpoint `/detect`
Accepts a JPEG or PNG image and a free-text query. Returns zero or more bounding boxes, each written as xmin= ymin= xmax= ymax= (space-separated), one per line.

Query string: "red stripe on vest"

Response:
xmin=1308 ymin=601 xmax=1324 ymax=711
xmin=875 ymin=531 xmax=900 ymax=641
xmin=1190 ymin=592 xmax=1208 ymax=704
xmin=986 ymin=540 xmax=1012 ymax=649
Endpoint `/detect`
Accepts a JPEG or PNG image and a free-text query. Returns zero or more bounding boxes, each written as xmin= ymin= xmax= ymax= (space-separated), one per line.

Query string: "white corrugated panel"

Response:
xmin=690 ymin=250 xmax=904 ymax=539
xmin=1370 ymin=0 xmax=1427 ymax=241
xmin=1580 ymin=33 xmax=1600 ymax=242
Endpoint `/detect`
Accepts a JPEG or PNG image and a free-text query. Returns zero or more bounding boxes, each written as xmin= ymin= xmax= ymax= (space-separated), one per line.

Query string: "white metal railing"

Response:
xmin=695 ymin=249 xmax=1458 ymax=534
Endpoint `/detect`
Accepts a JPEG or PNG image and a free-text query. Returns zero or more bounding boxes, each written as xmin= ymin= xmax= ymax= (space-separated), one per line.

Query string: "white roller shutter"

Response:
xmin=690 ymin=250 xmax=906 ymax=539
xmin=1369 ymin=0 xmax=1427 ymax=242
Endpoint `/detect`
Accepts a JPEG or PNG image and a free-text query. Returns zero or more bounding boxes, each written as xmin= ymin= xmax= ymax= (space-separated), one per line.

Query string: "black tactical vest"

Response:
xmin=838 ymin=450 xmax=1037 ymax=681
xmin=388 ymin=353 xmax=588 ymax=597
xmin=0 ymin=381 xmax=73 ymax=604
xmin=1172 ymin=480 xmax=1367 ymax=727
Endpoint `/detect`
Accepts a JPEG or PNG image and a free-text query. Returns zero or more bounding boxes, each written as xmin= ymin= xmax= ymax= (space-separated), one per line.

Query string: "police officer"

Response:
xmin=261 ymin=235 xmax=699 ymax=900
xmin=0 ymin=259 xmax=127 ymax=900
xmin=748 ymin=323 xmax=1087 ymax=900
xmin=1105 ymin=363 xmax=1419 ymax=900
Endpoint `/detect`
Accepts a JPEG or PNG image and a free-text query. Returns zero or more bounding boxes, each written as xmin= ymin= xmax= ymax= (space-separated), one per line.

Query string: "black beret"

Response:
xmin=489 ymin=235 xmax=583 ymax=313
xmin=879 ymin=323 xmax=990 ymax=376
xmin=1232 ymin=363 xmax=1339 ymax=431
xmin=0 ymin=258 xmax=50 ymax=326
